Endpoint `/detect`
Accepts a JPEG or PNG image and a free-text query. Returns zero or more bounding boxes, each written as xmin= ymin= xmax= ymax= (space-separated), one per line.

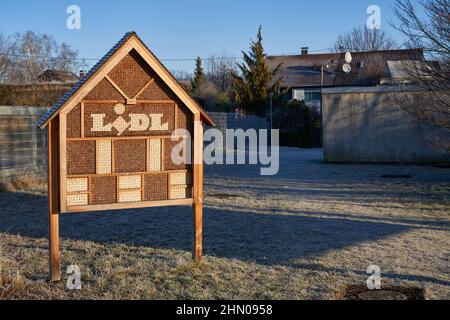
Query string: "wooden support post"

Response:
xmin=192 ymin=115 xmax=203 ymax=261
xmin=48 ymin=118 xmax=61 ymax=282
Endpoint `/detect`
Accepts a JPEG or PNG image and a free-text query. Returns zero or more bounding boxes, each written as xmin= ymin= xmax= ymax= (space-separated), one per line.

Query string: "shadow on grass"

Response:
xmin=204 ymin=180 xmax=448 ymax=204
xmin=0 ymin=191 xmax=414 ymax=267
xmin=290 ymin=262 xmax=450 ymax=287
xmin=206 ymin=202 xmax=450 ymax=231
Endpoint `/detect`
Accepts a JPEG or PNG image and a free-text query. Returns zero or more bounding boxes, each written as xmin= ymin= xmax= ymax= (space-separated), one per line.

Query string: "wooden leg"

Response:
xmin=192 ymin=202 xmax=203 ymax=261
xmin=49 ymin=211 xmax=61 ymax=281
xmin=192 ymin=117 xmax=204 ymax=262
xmin=48 ymin=119 xmax=61 ymax=282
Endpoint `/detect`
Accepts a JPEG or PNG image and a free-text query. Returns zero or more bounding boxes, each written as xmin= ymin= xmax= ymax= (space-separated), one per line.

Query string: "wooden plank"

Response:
xmin=80 ymin=102 xmax=85 ymax=138
xmin=136 ymin=100 xmax=175 ymax=104
xmin=67 ymin=169 xmax=188 ymax=178
xmin=81 ymin=99 xmax=175 ymax=104
xmin=66 ymin=135 xmax=188 ymax=142
xmin=192 ymin=115 xmax=203 ymax=261
xmin=47 ymin=118 xmax=61 ymax=282
xmin=105 ymin=75 xmax=130 ymax=100
xmin=59 ymin=114 xmax=67 ymax=213
xmin=66 ymin=198 xmax=193 ymax=213
xmin=111 ymin=140 xmax=115 ymax=173
xmin=140 ymin=173 xmax=145 ymax=201
xmin=81 ymin=100 xmax=127 ymax=104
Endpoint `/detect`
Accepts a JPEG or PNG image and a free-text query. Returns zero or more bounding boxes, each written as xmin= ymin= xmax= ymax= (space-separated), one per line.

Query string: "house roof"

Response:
xmin=267 ymin=49 xmax=424 ymax=88
xmin=36 ymin=69 xmax=79 ymax=84
xmin=38 ymin=32 xmax=214 ymax=129
xmin=386 ymin=60 xmax=438 ymax=83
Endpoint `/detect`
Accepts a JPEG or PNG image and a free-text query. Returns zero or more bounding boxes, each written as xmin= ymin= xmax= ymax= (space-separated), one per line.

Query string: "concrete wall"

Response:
xmin=322 ymin=87 xmax=450 ymax=163
xmin=0 ymin=106 xmax=49 ymax=178
xmin=208 ymin=112 xmax=269 ymax=134
xmin=207 ymin=112 xmax=269 ymax=148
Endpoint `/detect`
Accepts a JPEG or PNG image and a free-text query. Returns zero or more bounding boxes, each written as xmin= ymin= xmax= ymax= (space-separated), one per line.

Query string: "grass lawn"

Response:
xmin=1 ymin=148 xmax=449 ymax=300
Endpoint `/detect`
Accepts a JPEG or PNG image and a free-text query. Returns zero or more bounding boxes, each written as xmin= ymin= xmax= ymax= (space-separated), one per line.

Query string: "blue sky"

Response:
xmin=0 ymin=0 xmax=406 ymax=73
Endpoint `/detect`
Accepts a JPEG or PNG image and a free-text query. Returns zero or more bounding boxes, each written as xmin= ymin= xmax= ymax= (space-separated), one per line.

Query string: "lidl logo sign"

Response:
xmin=91 ymin=104 xmax=170 ymax=136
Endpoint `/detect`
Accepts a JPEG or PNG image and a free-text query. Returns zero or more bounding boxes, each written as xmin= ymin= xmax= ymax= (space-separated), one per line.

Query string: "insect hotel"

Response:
xmin=38 ymin=32 xmax=214 ymax=281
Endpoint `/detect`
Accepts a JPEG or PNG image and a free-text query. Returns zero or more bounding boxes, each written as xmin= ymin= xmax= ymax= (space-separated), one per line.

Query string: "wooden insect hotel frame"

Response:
xmin=38 ymin=32 xmax=214 ymax=281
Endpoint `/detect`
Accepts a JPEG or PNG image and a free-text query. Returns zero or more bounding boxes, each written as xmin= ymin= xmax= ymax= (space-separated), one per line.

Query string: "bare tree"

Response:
xmin=205 ymin=50 xmax=237 ymax=93
xmin=171 ymin=69 xmax=192 ymax=82
xmin=334 ymin=26 xmax=398 ymax=52
xmin=392 ymin=0 xmax=450 ymax=151
xmin=52 ymin=42 xmax=85 ymax=73
xmin=7 ymin=31 xmax=54 ymax=84
xmin=4 ymin=31 xmax=86 ymax=84
xmin=0 ymin=33 xmax=12 ymax=82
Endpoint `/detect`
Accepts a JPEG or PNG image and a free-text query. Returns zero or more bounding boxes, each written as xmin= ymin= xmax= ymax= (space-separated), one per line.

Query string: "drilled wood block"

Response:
xmin=138 ymin=76 xmax=177 ymax=101
xmin=67 ymin=140 xmax=96 ymax=175
xmin=67 ymin=178 xmax=88 ymax=193
xmin=96 ymin=140 xmax=112 ymax=174
xmin=169 ymin=185 xmax=192 ymax=200
xmin=118 ymin=175 xmax=141 ymax=190
xmin=163 ymin=138 xmax=192 ymax=171
xmin=143 ymin=173 xmax=168 ymax=201
xmin=170 ymin=172 xmax=192 ymax=186
xmin=114 ymin=139 xmax=146 ymax=173
xmin=67 ymin=104 xmax=81 ymax=138
xmin=176 ymin=103 xmax=194 ymax=135
xmin=67 ymin=193 xmax=88 ymax=206
xmin=90 ymin=176 xmax=116 ymax=205
xmin=108 ymin=50 xmax=153 ymax=98
xmin=147 ymin=139 xmax=161 ymax=171
xmin=118 ymin=189 xmax=141 ymax=203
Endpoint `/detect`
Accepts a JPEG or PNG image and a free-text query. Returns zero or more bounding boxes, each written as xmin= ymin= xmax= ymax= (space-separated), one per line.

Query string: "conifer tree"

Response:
xmin=192 ymin=56 xmax=205 ymax=94
xmin=232 ymin=26 xmax=282 ymax=116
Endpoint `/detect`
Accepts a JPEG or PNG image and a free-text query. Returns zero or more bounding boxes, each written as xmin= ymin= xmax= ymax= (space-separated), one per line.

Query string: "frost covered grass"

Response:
xmin=0 ymin=148 xmax=449 ymax=299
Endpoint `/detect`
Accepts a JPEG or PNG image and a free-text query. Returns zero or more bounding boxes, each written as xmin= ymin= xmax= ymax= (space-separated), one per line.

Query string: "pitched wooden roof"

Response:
xmin=38 ymin=32 xmax=214 ymax=129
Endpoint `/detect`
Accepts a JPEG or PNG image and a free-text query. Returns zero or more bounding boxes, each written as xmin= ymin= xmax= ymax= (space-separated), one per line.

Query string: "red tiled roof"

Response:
xmin=267 ymin=49 xmax=424 ymax=88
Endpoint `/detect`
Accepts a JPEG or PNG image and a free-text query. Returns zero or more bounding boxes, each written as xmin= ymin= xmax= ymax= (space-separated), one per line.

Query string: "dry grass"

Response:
xmin=0 ymin=148 xmax=449 ymax=300
xmin=0 ymin=234 xmax=316 ymax=300
xmin=0 ymin=174 xmax=47 ymax=194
